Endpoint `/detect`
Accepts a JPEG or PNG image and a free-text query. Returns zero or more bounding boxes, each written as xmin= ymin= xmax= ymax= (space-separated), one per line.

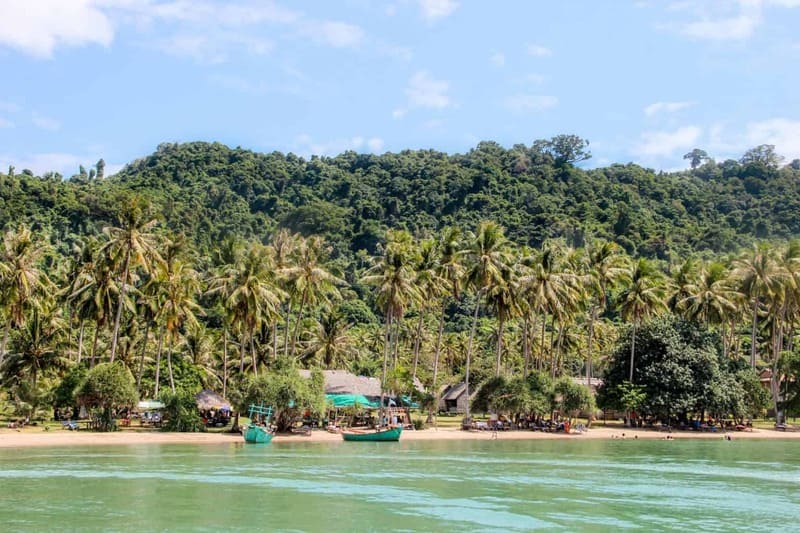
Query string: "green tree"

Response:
xmin=100 ymin=196 xmax=162 ymax=363
xmin=617 ymin=258 xmax=668 ymax=381
xmin=78 ymin=362 xmax=138 ymax=431
xmin=462 ymin=221 xmax=513 ymax=418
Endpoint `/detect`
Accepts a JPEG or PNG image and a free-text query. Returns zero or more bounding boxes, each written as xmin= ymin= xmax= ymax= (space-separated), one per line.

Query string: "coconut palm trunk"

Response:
xmin=154 ymin=325 xmax=165 ymax=397
xmin=464 ymin=297 xmax=481 ymax=420
xmin=109 ymin=248 xmax=131 ymax=363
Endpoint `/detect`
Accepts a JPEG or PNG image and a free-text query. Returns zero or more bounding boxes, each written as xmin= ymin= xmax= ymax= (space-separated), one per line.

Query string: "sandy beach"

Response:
xmin=1 ymin=424 xmax=798 ymax=449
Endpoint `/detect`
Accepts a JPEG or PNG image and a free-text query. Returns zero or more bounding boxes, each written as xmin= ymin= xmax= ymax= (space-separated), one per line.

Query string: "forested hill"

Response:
xmin=2 ymin=139 xmax=799 ymax=262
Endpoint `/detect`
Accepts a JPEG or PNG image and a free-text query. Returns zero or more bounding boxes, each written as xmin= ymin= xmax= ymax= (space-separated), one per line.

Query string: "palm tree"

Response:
xmin=679 ymin=262 xmax=740 ymax=355
xmin=430 ymin=226 xmax=464 ymax=418
xmin=617 ymin=258 xmax=668 ymax=382
xmin=100 ymin=197 xmax=162 ymax=363
xmin=410 ymin=237 xmax=447 ymax=383
xmin=281 ymin=235 xmax=344 ymax=358
xmin=226 ymin=243 xmax=283 ymax=376
xmin=156 ymin=256 xmax=203 ymax=393
xmin=733 ymin=244 xmax=784 ymax=368
xmin=361 ymin=229 xmax=420 ymax=414
xmin=484 ymin=263 xmax=519 ymax=376
xmin=302 ymin=308 xmax=354 ymax=369
xmin=518 ymin=241 xmax=571 ymax=375
xmin=1 ymin=301 xmax=69 ymax=389
xmin=0 ymin=225 xmax=50 ymax=367
xmin=582 ymin=240 xmax=629 ymax=385
xmin=462 ymin=221 xmax=513 ymax=419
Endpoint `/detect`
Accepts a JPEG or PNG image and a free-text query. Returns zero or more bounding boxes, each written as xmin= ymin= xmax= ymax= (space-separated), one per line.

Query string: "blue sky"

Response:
xmin=1 ymin=0 xmax=799 ymax=177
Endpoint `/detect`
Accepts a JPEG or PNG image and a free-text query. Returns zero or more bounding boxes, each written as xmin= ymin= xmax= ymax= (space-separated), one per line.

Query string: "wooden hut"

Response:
xmin=195 ymin=390 xmax=232 ymax=427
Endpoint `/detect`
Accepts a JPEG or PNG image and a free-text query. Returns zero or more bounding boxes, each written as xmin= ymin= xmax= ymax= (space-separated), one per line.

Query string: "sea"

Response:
xmin=0 ymin=438 xmax=798 ymax=531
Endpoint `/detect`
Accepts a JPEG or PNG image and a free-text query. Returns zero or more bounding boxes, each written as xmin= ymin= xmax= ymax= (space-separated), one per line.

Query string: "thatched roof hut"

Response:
xmin=195 ymin=389 xmax=232 ymax=411
xmin=298 ymin=370 xmax=382 ymax=396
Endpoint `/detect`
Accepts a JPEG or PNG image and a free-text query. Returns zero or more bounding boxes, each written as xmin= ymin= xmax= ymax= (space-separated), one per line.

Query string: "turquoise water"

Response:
xmin=0 ymin=438 xmax=798 ymax=531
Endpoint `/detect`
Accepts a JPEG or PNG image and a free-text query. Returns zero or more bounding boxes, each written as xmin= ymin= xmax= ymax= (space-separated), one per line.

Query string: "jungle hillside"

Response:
xmin=2 ymin=137 xmax=799 ymax=426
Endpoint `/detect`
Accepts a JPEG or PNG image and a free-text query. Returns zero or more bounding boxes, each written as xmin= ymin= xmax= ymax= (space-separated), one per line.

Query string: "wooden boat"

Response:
xmin=341 ymin=425 xmax=403 ymax=442
xmin=243 ymin=404 xmax=275 ymax=444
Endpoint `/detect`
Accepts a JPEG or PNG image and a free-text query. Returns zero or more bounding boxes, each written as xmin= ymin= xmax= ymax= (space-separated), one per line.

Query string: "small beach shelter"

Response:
xmin=195 ymin=390 xmax=232 ymax=411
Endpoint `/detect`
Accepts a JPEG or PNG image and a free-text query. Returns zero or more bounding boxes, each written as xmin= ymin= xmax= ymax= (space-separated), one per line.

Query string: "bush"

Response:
xmin=160 ymin=390 xmax=205 ymax=432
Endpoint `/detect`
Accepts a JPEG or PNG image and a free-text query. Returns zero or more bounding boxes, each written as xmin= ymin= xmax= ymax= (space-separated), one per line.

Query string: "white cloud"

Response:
xmin=0 ymin=101 xmax=21 ymax=113
xmin=526 ymin=44 xmax=552 ymax=57
xmin=746 ymin=118 xmax=800 ymax=160
xmin=525 ymin=73 xmax=547 ymax=84
xmin=0 ymin=118 xmax=14 ymax=128
xmin=295 ymin=134 xmax=385 ymax=156
xmin=367 ymin=137 xmax=384 ymax=152
xmin=395 ymin=71 xmax=452 ymax=116
xmin=0 ymin=151 xmax=120 ymax=177
xmin=303 ymin=21 xmax=365 ymax=48
xmin=0 ymin=0 xmax=114 ymax=58
xmin=644 ymin=101 xmax=694 ymax=116
xmin=418 ymin=0 xmax=459 ymax=20
xmin=32 ymin=113 xmax=61 ymax=131
xmin=635 ymin=125 xmax=702 ymax=157
xmin=490 ymin=52 xmax=505 ymax=67
xmin=682 ymin=13 xmax=761 ymax=40
xmin=504 ymin=94 xmax=558 ymax=112
xmin=669 ymin=0 xmax=800 ymax=41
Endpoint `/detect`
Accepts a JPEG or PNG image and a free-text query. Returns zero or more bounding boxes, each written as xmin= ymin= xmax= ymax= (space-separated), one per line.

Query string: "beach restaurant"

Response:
xmin=195 ymin=390 xmax=232 ymax=427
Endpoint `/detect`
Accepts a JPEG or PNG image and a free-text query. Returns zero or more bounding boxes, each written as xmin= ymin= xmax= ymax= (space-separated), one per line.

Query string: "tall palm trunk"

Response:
xmin=427 ymin=305 xmax=446 ymax=424
xmin=110 ymin=248 xmax=131 ymax=363
xmin=250 ymin=328 xmax=258 ymax=377
xmin=0 ymin=322 xmax=10 ymax=367
xmin=167 ymin=335 xmax=176 ymax=393
xmin=290 ymin=288 xmax=309 ymax=357
xmin=750 ymin=300 xmax=758 ymax=368
xmin=239 ymin=333 xmax=246 ymax=373
xmin=154 ymin=325 xmax=165 ymax=397
xmin=629 ymin=322 xmax=638 ymax=382
xmin=222 ymin=329 xmax=229 ymax=398
xmin=411 ymin=312 xmax=425 ymax=383
xmin=539 ymin=312 xmax=547 ymax=371
xmin=464 ymin=297 xmax=481 ymax=420
xmin=522 ymin=316 xmax=530 ymax=377
xmin=379 ymin=309 xmax=393 ymax=425
xmin=283 ymin=301 xmax=293 ymax=357
xmin=136 ymin=322 xmax=151 ymax=390
xmin=495 ymin=315 xmax=505 ymax=377
xmin=77 ymin=319 xmax=86 ymax=364
xmin=586 ymin=305 xmax=597 ymax=386
xmin=90 ymin=324 xmax=100 ymax=367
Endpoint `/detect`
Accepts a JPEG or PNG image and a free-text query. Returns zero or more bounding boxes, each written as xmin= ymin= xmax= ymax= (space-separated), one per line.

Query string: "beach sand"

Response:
xmin=1 ymin=424 xmax=798 ymax=449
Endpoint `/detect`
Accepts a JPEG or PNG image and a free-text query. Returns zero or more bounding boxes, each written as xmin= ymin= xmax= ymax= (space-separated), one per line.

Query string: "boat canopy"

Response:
xmin=325 ymin=394 xmax=380 ymax=408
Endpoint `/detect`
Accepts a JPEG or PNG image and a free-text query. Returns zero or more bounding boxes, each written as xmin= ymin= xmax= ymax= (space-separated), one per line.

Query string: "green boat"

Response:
xmin=341 ymin=426 xmax=403 ymax=442
xmin=243 ymin=404 xmax=275 ymax=444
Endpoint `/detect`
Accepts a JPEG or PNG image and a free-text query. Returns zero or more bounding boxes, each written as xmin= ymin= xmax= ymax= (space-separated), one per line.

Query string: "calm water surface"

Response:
xmin=0 ymin=438 xmax=798 ymax=531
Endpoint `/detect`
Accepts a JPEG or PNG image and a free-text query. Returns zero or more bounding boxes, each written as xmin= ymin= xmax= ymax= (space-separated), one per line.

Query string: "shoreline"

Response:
xmin=1 ymin=425 xmax=799 ymax=449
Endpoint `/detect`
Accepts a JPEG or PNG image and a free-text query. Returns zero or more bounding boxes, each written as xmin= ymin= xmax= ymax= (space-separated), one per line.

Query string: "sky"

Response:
xmin=1 ymin=0 xmax=799 ymax=177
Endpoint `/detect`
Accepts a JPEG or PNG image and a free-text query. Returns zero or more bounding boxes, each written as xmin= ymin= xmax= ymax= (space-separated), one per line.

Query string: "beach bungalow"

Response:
xmin=438 ymin=383 xmax=474 ymax=414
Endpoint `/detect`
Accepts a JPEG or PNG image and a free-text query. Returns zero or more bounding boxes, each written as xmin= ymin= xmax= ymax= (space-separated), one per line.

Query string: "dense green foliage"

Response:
xmin=597 ymin=317 xmax=763 ymax=422
xmin=3 ymin=139 xmax=800 ymax=264
xmin=238 ymin=361 xmax=325 ymax=432
xmin=77 ymin=362 xmax=137 ymax=431
xmin=2 ymin=138 xmax=800 ymax=427
xmin=160 ymin=390 xmax=205 ymax=432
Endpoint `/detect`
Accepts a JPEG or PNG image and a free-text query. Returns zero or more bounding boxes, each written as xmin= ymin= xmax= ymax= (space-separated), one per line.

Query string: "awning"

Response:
xmin=325 ymin=394 xmax=380 ymax=408
xmin=138 ymin=400 xmax=165 ymax=410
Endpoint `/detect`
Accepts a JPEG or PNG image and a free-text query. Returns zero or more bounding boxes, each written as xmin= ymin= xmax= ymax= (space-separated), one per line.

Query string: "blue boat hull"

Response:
xmin=243 ymin=424 xmax=274 ymax=444
xmin=341 ymin=426 xmax=403 ymax=442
